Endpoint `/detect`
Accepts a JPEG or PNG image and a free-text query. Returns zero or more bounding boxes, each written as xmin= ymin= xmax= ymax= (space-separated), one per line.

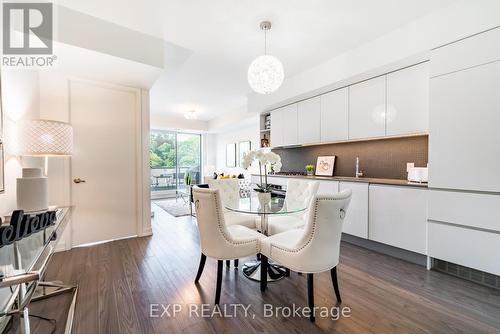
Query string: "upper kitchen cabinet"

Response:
xmin=430 ymin=27 xmax=500 ymax=77
xmin=320 ymin=88 xmax=349 ymax=142
xmin=386 ymin=62 xmax=429 ymax=136
xmin=282 ymin=103 xmax=299 ymax=146
xmin=349 ymin=76 xmax=386 ymax=139
xmin=429 ymin=58 xmax=500 ymax=193
xmin=270 ymin=107 xmax=284 ymax=147
xmin=297 ymin=96 xmax=321 ymax=145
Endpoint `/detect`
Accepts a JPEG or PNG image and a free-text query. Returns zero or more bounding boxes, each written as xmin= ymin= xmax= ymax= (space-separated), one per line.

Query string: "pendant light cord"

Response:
xmin=264 ymin=28 xmax=267 ymax=55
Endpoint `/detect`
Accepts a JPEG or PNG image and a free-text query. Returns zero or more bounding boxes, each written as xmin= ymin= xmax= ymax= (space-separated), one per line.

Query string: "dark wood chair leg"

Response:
xmin=260 ymin=255 xmax=268 ymax=292
xmin=215 ymin=260 xmax=223 ymax=305
xmin=307 ymin=273 xmax=315 ymax=322
xmin=256 ymin=253 xmax=261 ymax=261
xmin=226 ymin=260 xmax=230 ymax=268
xmin=285 ymin=268 xmax=290 ymax=277
xmin=331 ymin=266 xmax=342 ymax=303
xmin=194 ymin=253 xmax=207 ymax=283
xmin=234 ymin=259 xmax=239 ymax=268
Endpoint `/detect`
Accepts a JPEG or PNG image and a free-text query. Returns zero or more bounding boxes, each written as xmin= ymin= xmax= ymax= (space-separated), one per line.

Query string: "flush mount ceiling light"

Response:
xmin=248 ymin=21 xmax=284 ymax=95
xmin=184 ymin=110 xmax=198 ymax=120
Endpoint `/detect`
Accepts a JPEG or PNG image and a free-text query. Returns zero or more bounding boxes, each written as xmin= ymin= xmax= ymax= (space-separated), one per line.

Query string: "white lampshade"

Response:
xmin=18 ymin=119 xmax=73 ymax=156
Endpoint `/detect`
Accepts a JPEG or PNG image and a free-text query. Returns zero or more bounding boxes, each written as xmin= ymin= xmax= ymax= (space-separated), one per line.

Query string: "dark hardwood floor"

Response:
xmin=12 ymin=203 xmax=500 ymax=333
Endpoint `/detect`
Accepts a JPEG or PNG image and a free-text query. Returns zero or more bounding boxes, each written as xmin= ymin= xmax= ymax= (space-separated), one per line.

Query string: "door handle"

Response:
xmin=73 ymin=178 xmax=86 ymax=184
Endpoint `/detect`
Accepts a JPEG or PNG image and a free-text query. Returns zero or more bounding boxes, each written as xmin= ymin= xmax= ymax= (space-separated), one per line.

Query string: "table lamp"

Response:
xmin=16 ymin=119 xmax=73 ymax=212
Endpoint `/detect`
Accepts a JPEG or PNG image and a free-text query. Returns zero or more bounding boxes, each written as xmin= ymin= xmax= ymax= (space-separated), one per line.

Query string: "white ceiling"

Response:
xmin=58 ymin=0 xmax=456 ymax=121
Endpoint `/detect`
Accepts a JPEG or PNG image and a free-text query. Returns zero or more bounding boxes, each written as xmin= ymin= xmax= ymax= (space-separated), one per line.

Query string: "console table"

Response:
xmin=0 ymin=207 xmax=75 ymax=334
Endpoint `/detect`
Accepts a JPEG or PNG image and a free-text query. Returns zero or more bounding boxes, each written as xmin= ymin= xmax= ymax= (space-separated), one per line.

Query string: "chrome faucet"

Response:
xmin=355 ymin=157 xmax=364 ymax=178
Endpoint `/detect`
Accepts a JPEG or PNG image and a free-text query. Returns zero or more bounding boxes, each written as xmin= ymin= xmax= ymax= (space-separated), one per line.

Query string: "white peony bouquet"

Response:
xmin=242 ymin=150 xmax=282 ymax=193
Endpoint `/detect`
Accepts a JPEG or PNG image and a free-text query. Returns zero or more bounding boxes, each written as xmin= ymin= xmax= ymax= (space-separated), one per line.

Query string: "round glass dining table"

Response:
xmin=225 ymin=195 xmax=306 ymax=282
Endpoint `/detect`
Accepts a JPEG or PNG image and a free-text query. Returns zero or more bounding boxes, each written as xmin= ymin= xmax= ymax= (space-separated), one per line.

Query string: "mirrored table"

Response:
xmin=225 ymin=195 xmax=306 ymax=282
xmin=0 ymin=207 xmax=75 ymax=334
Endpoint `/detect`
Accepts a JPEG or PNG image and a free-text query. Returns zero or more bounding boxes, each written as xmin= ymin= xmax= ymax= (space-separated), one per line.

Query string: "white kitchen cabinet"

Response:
xmin=428 ymin=190 xmax=500 ymax=232
xmin=349 ymin=76 xmax=386 ymax=139
xmin=317 ymin=180 xmax=339 ymax=195
xmin=430 ymin=27 xmax=500 ymax=77
xmin=297 ymin=97 xmax=321 ymax=144
xmin=369 ymin=185 xmax=427 ymax=254
xmin=282 ymin=104 xmax=298 ymax=146
xmin=386 ymin=62 xmax=429 ymax=136
xmin=428 ymin=221 xmax=500 ymax=276
xmin=270 ymin=107 xmax=284 ymax=147
xmin=320 ymin=88 xmax=349 ymax=142
xmin=429 ymin=60 xmax=500 ymax=192
xmin=339 ymin=181 xmax=368 ymax=239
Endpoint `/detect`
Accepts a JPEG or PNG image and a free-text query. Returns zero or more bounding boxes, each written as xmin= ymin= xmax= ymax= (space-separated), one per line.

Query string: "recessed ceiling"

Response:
xmin=58 ymin=0 xmax=456 ymax=121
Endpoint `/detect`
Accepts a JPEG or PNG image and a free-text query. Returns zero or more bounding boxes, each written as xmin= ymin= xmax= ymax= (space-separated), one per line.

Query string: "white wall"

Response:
xmin=248 ymin=0 xmax=500 ymax=112
xmin=210 ymin=115 xmax=260 ymax=177
xmin=0 ymin=69 xmax=41 ymax=216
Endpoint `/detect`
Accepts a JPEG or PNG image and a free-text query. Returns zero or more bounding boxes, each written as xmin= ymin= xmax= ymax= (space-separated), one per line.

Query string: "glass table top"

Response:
xmin=225 ymin=196 xmax=307 ymax=215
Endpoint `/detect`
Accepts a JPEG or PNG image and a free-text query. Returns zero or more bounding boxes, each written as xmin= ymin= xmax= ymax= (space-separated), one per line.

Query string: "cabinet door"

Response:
xmin=349 ymin=76 xmax=386 ymax=139
xmin=339 ymin=182 xmax=368 ymax=239
xmin=297 ymin=97 xmax=321 ymax=144
xmin=386 ymin=62 xmax=429 ymax=136
xmin=282 ymin=104 xmax=298 ymax=146
xmin=317 ymin=180 xmax=339 ymax=195
xmin=429 ymin=60 xmax=500 ymax=192
xmin=320 ymin=88 xmax=348 ymax=142
xmin=431 ymin=27 xmax=500 ymax=77
xmin=369 ymin=185 xmax=427 ymax=254
xmin=270 ymin=108 xmax=284 ymax=147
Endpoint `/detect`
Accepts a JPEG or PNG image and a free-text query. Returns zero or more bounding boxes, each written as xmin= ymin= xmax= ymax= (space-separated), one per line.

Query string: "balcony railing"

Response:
xmin=150 ymin=166 xmax=200 ymax=192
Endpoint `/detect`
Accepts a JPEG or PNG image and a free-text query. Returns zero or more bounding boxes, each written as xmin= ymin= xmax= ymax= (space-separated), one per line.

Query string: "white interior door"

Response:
xmin=70 ymin=80 xmax=139 ymax=246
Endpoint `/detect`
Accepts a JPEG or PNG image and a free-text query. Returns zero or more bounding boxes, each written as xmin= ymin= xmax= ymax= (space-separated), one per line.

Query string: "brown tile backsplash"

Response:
xmin=272 ymin=135 xmax=428 ymax=180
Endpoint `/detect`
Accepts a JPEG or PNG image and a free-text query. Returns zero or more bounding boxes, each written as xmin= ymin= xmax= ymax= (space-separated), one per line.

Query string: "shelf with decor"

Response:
xmin=259 ymin=112 xmax=271 ymax=148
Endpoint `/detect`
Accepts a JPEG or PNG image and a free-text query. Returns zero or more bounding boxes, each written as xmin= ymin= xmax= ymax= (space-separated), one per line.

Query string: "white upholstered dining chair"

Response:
xmin=192 ymin=187 xmax=265 ymax=305
xmin=267 ymin=179 xmax=319 ymax=235
xmin=259 ymin=190 xmax=352 ymax=322
xmin=206 ymin=178 xmax=257 ymax=230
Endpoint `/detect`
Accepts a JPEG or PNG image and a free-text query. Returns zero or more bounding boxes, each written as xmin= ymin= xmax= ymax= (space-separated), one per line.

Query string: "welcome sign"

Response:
xmin=0 ymin=210 xmax=57 ymax=247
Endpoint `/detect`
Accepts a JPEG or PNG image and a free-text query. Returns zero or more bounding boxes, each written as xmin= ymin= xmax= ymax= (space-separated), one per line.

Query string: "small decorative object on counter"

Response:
xmin=305 ymin=164 xmax=315 ymax=176
xmin=260 ymin=134 xmax=270 ymax=148
xmin=241 ymin=149 xmax=282 ymax=207
xmin=237 ymin=173 xmax=245 ymax=179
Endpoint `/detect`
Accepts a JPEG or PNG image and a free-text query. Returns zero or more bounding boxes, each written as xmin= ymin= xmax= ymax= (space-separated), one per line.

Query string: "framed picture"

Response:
xmin=226 ymin=143 xmax=236 ymax=167
xmin=315 ymin=156 xmax=336 ymax=176
xmin=238 ymin=141 xmax=251 ymax=166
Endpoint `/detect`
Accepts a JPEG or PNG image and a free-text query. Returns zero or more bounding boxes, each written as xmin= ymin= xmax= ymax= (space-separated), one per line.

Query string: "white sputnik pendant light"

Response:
xmin=248 ymin=21 xmax=284 ymax=94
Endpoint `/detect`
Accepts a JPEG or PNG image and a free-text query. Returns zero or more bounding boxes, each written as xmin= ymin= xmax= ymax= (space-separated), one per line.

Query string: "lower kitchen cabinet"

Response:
xmin=340 ymin=181 xmax=368 ymax=239
xmin=369 ymin=184 xmax=427 ymax=254
xmin=317 ymin=180 xmax=339 ymax=195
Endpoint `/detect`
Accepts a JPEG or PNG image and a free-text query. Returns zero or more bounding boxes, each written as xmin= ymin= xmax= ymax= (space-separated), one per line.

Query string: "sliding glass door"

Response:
xmin=150 ymin=130 xmax=201 ymax=197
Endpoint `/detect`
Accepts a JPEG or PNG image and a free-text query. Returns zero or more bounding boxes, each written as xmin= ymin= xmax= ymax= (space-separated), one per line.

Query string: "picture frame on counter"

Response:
xmin=226 ymin=143 xmax=236 ymax=167
xmin=315 ymin=156 xmax=336 ymax=176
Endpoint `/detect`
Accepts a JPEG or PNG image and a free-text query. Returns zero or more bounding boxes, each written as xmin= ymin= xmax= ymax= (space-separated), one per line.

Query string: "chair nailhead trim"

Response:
xmin=270 ymin=197 xmax=346 ymax=256
xmin=211 ymin=192 xmax=259 ymax=253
